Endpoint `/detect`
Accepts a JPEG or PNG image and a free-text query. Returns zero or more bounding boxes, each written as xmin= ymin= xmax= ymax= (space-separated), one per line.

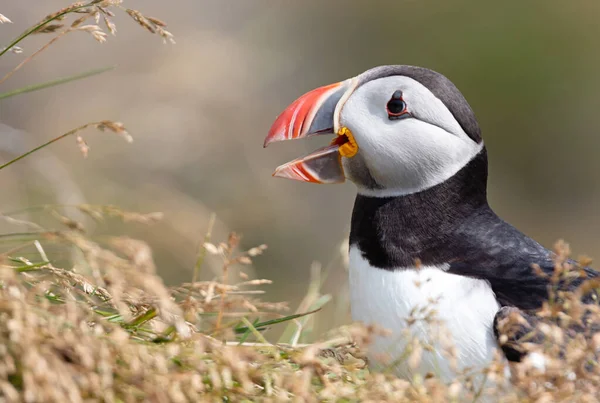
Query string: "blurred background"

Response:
xmin=1 ymin=0 xmax=600 ymax=336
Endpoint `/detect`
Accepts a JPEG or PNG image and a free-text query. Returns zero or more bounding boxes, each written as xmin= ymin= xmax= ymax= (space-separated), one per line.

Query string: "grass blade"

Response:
xmin=234 ymin=308 xmax=322 ymax=335
xmin=0 ymin=232 xmax=50 ymax=239
xmin=127 ymin=308 xmax=158 ymax=328
xmin=237 ymin=318 xmax=261 ymax=344
xmin=287 ymin=294 xmax=331 ymax=345
xmin=0 ymin=66 xmax=115 ymax=100
xmin=240 ymin=317 xmax=270 ymax=345
xmin=0 ymin=120 xmax=126 ymax=171
xmin=12 ymin=261 xmax=51 ymax=272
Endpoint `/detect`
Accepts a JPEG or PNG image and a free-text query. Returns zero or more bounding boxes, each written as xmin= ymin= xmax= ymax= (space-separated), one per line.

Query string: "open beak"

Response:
xmin=264 ymin=78 xmax=358 ymax=184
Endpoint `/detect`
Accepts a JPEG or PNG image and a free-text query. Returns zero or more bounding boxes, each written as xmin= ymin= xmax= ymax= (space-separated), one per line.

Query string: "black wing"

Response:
xmin=447 ymin=207 xmax=598 ymax=310
xmin=446 ymin=209 xmax=599 ymax=362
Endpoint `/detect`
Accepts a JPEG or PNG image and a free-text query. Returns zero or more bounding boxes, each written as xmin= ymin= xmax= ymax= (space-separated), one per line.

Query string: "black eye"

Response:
xmin=386 ymin=90 xmax=409 ymax=120
xmin=387 ymin=98 xmax=406 ymax=114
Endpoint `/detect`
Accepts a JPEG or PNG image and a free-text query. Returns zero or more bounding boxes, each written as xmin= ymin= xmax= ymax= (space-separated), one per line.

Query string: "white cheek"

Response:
xmin=338 ymin=75 xmax=482 ymax=197
xmin=346 ymin=116 xmax=482 ymax=196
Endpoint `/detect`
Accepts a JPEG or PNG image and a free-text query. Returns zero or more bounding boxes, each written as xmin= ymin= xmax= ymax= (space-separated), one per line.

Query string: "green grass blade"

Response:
xmin=0 ymin=122 xmax=99 ymax=171
xmin=234 ymin=308 xmax=322 ymax=335
xmin=237 ymin=329 xmax=252 ymax=344
xmin=126 ymin=308 xmax=158 ymax=328
xmin=240 ymin=317 xmax=270 ymax=345
xmin=236 ymin=318 xmax=260 ymax=344
xmin=283 ymin=294 xmax=331 ymax=344
xmin=0 ymin=66 xmax=115 ymax=100
xmin=12 ymin=261 xmax=51 ymax=272
xmin=93 ymin=309 xmax=117 ymax=317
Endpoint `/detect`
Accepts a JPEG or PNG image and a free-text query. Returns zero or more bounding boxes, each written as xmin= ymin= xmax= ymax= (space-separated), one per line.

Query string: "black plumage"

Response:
xmin=350 ymin=147 xmax=597 ymax=311
xmin=350 ymin=145 xmax=598 ymax=361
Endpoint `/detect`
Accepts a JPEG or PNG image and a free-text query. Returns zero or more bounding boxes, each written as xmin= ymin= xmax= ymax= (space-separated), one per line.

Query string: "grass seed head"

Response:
xmin=0 ymin=13 xmax=12 ymax=24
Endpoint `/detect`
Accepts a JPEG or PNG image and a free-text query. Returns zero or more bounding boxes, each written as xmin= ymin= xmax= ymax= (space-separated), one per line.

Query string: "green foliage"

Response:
xmin=0 ymin=66 xmax=115 ymax=100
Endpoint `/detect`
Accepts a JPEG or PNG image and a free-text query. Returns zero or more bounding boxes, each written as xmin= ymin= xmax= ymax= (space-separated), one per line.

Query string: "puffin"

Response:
xmin=263 ymin=65 xmax=598 ymax=380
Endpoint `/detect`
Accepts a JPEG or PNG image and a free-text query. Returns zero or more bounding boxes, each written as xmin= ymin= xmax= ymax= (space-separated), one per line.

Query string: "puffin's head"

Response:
xmin=264 ymin=65 xmax=484 ymax=197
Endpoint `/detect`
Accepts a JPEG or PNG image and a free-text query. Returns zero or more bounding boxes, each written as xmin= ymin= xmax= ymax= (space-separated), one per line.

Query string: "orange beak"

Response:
xmin=264 ymin=79 xmax=356 ymax=184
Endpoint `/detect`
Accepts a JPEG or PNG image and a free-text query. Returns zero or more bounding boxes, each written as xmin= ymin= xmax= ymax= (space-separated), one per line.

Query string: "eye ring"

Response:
xmin=386 ymin=90 xmax=410 ymax=120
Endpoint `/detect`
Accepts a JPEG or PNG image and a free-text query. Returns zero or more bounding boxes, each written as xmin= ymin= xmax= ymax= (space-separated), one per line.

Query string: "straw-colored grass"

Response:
xmin=1 ymin=2 xmax=600 ymax=402
xmin=0 ymin=220 xmax=599 ymax=402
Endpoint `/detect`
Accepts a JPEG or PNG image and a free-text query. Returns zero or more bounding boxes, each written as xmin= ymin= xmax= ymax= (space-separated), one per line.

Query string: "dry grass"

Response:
xmin=2 ymin=2 xmax=600 ymax=402
xmin=0 ymin=219 xmax=599 ymax=402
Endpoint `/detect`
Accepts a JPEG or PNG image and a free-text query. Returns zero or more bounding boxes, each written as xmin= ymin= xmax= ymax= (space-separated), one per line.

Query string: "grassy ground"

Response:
xmin=0 ymin=222 xmax=599 ymax=402
xmin=1 ymin=2 xmax=600 ymax=402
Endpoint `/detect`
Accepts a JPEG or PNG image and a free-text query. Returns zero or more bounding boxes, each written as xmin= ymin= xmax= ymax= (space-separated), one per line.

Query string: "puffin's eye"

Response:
xmin=386 ymin=90 xmax=410 ymax=120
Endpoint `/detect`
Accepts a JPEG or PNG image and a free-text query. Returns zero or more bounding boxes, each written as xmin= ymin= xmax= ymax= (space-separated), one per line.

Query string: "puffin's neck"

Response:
xmin=349 ymin=148 xmax=490 ymax=269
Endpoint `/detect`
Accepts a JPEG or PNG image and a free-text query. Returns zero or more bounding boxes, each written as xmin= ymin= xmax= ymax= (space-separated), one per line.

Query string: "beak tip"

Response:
xmin=272 ymin=163 xmax=305 ymax=182
xmin=272 ymin=165 xmax=291 ymax=179
xmin=263 ymin=136 xmax=277 ymax=148
xmin=264 ymin=127 xmax=285 ymax=148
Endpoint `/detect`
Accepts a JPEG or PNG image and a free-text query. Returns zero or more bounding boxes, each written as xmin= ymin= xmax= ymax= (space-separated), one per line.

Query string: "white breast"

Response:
xmin=348 ymin=246 xmax=501 ymax=381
